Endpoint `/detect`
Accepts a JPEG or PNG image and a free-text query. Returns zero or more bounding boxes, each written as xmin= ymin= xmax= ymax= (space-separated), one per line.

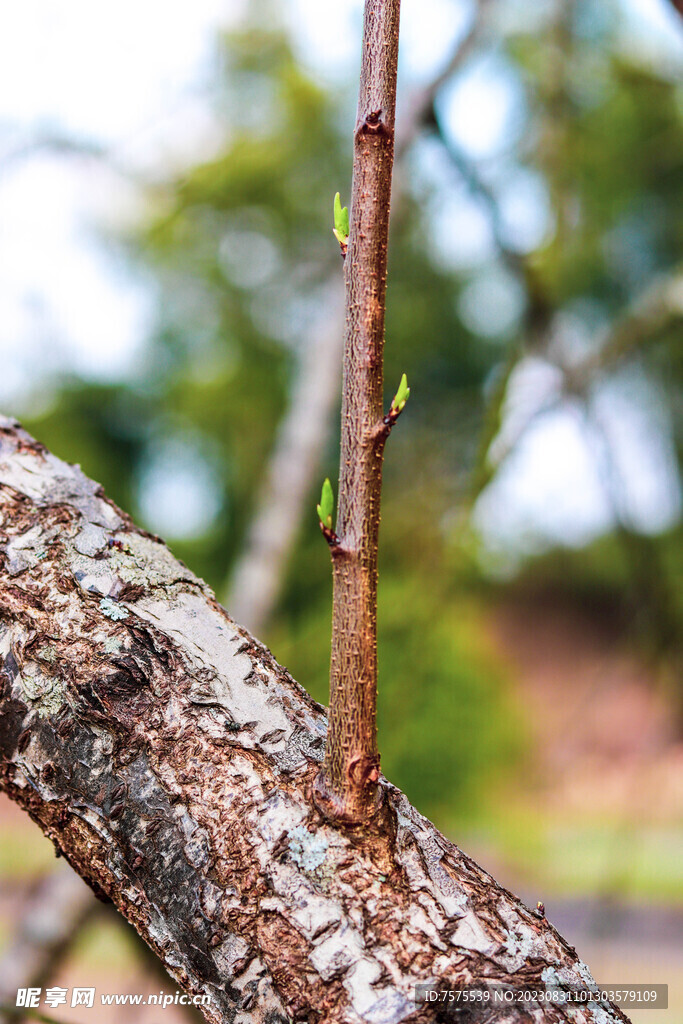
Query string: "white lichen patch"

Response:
xmin=100 ymin=597 xmax=129 ymax=621
xmin=225 ymin=755 xmax=265 ymax=800
xmin=102 ymin=636 xmax=123 ymax=654
xmin=73 ymin=521 xmax=109 ymax=557
xmin=18 ymin=661 xmax=66 ymax=717
xmin=0 ymin=422 xmax=124 ymax=581
xmin=197 ymin=877 xmax=227 ymax=923
xmin=68 ymin=527 xmax=200 ymax=604
xmin=228 ymin=955 xmax=289 ymax=1024
xmin=541 ymin=966 xmax=571 ymax=1006
xmin=287 ymin=825 xmax=328 ymax=871
xmin=0 ymin=431 xmax=120 ymax=532
xmin=108 ymin=532 xmax=202 ymax=590
xmin=566 ymin=1005 xmax=620 ymax=1024
xmin=405 ymin=904 xmax=447 ymax=950
xmin=260 ymin=879 xmax=341 ymax=941
xmin=414 ymin=892 xmax=447 ymax=934
xmin=501 ymin=925 xmax=548 ymax=970
xmin=343 ymin=958 xmax=414 ymax=1024
xmin=503 ymin=927 xmax=536 ymax=961
xmin=587 ymin=1006 xmax=621 ymax=1024
xmin=344 ymin=957 xmax=382 ymax=1009
xmin=194 ymin=708 xmax=235 ymax=741
xmin=182 ymin=829 xmax=212 ymax=871
xmin=541 ymin=961 xmax=622 ymax=1022
xmin=497 ymin=897 xmax=561 ymax=972
xmin=133 ymin=594 xmax=242 ymax=668
xmin=361 ymin=989 xmax=415 ymax=1024
xmin=542 ymin=966 xmax=562 ymax=988
xmin=576 ymin=960 xmax=597 ymax=987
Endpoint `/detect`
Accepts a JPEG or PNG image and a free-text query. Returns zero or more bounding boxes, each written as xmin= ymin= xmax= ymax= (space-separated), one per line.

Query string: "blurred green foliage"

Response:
xmin=17 ymin=0 xmax=683 ymax=839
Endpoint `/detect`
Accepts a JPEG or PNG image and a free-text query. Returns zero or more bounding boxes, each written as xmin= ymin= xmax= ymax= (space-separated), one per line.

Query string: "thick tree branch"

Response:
xmin=0 ymin=418 xmax=628 ymax=1023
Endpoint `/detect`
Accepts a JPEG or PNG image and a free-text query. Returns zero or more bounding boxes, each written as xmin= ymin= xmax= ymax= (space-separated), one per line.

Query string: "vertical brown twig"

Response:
xmin=225 ymin=9 xmax=487 ymax=639
xmin=313 ymin=0 xmax=402 ymax=824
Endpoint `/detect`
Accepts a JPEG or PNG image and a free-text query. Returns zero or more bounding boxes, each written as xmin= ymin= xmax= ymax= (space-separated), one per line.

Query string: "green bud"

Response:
xmin=391 ymin=372 xmax=410 ymax=414
xmin=333 ymin=192 xmax=350 ymax=245
xmin=316 ymin=477 xmax=334 ymax=529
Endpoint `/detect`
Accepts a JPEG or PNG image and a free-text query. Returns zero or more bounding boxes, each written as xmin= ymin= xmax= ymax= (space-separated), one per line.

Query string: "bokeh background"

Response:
xmin=0 ymin=0 xmax=682 ymax=1021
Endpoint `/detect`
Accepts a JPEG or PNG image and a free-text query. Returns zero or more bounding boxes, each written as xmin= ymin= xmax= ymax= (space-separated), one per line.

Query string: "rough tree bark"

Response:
xmin=0 ymin=417 xmax=628 ymax=1024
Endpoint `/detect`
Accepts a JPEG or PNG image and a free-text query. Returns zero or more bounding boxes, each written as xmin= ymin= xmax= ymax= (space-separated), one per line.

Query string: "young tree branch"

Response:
xmin=225 ymin=3 xmax=493 ymax=640
xmin=313 ymin=0 xmax=402 ymax=826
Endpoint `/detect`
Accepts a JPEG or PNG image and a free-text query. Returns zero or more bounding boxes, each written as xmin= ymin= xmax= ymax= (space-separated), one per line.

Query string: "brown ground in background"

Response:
xmin=486 ymin=596 xmax=683 ymax=1024
xmin=491 ymin=596 xmax=683 ymax=822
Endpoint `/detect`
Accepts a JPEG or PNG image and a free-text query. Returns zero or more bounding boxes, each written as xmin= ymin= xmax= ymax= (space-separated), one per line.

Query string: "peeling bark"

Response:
xmin=0 ymin=418 xmax=629 ymax=1024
